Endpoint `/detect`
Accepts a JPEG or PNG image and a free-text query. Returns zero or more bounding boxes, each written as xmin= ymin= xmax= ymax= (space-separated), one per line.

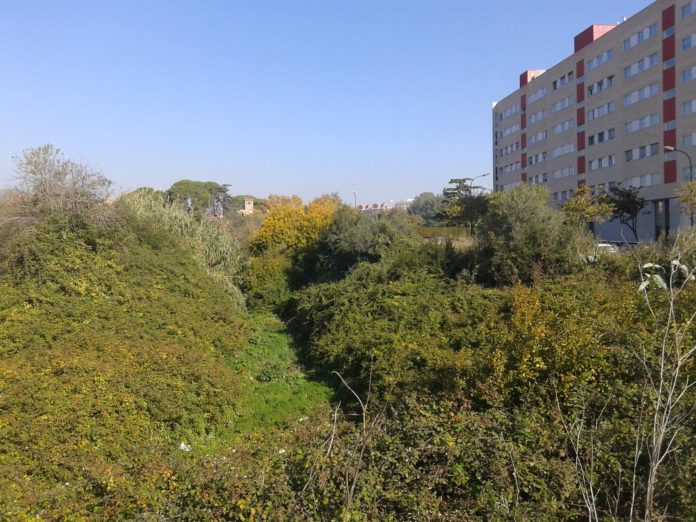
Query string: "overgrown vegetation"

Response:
xmin=2 ymin=146 xmax=696 ymax=520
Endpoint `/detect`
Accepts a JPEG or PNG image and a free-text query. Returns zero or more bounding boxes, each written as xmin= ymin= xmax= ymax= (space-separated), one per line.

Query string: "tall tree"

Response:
xmin=607 ymin=185 xmax=646 ymax=242
xmin=442 ymin=178 xmax=489 ymax=236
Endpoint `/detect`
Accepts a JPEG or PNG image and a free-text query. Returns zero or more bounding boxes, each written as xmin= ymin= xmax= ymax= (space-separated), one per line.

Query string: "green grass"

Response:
xmin=215 ymin=313 xmax=334 ymax=447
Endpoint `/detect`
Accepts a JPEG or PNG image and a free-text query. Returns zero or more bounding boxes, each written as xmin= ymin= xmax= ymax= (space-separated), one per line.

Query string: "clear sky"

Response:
xmin=0 ymin=0 xmax=649 ymax=204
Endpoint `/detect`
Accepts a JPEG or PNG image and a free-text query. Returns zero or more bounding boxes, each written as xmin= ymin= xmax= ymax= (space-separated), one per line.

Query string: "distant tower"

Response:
xmin=238 ymin=198 xmax=255 ymax=216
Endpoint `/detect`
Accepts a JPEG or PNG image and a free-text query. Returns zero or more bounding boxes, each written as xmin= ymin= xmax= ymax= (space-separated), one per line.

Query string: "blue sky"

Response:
xmin=1 ymin=0 xmax=648 ymax=204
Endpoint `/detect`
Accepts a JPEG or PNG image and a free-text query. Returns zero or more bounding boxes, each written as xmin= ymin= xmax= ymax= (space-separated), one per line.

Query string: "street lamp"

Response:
xmin=353 ymin=191 xmax=357 ymax=209
xmin=664 ymin=146 xmax=694 ymax=226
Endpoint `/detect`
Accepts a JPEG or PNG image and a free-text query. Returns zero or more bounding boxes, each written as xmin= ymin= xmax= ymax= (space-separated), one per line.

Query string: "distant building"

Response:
xmin=493 ymin=0 xmax=696 ymax=241
xmin=237 ymin=198 xmax=255 ymax=216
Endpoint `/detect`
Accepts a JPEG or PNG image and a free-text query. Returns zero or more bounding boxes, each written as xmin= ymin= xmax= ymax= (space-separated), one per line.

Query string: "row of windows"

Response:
xmin=501 ymin=161 xmax=521 ymax=174
xmin=624 ymin=53 xmax=658 ymax=79
xmin=625 ymin=113 xmax=659 ymax=134
xmin=587 ymin=75 xmax=614 ymax=97
xmin=587 ymin=49 xmax=613 ymax=71
xmin=499 ymin=103 xmax=519 ymax=120
xmin=588 ymin=128 xmax=615 ymax=146
xmin=588 ymin=101 xmax=615 ymax=121
xmin=553 ymin=165 xmax=575 ymax=179
xmin=624 ymin=83 xmax=659 ymax=107
xmin=529 ymin=151 xmax=548 ymax=165
xmin=552 ymin=142 xmax=575 ymax=158
xmin=501 ymin=123 xmax=520 ymax=138
xmin=588 ymin=155 xmax=616 ymax=171
xmin=497 ymin=141 xmax=520 ymax=158
xmin=552 ymin=71 xmax=574 ymax=91
xmin=683 ymin=32 xmax=696 ymax=50
xmin=528 ymin=173 xmax=548 ymax=185
xmin=624 ymin=23 xmax=657 ymax=50
xmin=553 ymin=118 xmax=574 ymax=135
xmin=625 ymin=142 xmax=659 ymax=162
xmin=553 ymin=189 xmax=575 ymax=202
xmin=552 ymin=95 xmax=574 ymax=114
xmin=528 ymin=130 xmax=547 ymax=145
xmin=528 ymin=86 xmax=547 ymax=104
xmin=528 ymin=109 xmax=546 ymax=125
xmin=629 ymin=173 xmax=661 ymax=188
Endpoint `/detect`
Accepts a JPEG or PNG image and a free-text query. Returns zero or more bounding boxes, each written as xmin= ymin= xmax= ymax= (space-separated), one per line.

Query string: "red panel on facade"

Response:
xmin=663 ymin=36 xmax=675 ymax=61
xmin=521 ymin=133 xmax=527 ymax=148
xmin=663 ymin=67 xmax=676 ymax=91
xmin=577 ymin=108 xmax=585 ymax=126
xmin=521 ymin=94 xmax=527 ymax=111
xmin=521 ymin=153 xmax=527 ymax=169
xmin=576 ymin=60 xmax=584 ymax=77
xmin=662 ymin=5 xmax=675 ymax=30
xmin=664 ymin=129 xmax=676 ymax=148
xmin=577 ymin=131 xmax=586 ymax=151
xmin=664 ymin=98 xmax=676 ymax=122
xmin=521 ymin=172 xmax=527 ymax=183
xmin=664 ymin=160 xmax=677 ymax=184
xmin=521 ymin=113 xmax=527 ymax=129
xmin=578 ymin=156 xmax=586 ymax=175
xmin=576 ymin=82 xmax=585 ymax=102
xmin=520 ymin=72 xmax=528 ymax=88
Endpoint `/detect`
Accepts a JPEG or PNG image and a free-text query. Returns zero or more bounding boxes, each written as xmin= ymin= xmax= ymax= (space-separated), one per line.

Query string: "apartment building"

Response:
xmin=492 ymin=0 xmax=696 ymax=241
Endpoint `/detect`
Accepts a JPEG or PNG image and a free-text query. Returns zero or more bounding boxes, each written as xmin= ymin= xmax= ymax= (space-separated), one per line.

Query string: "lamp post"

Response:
xmin=664 ymin=145 xmax=694 ymax=226
xmin=353 ymin=191 xmax=357 ymax=209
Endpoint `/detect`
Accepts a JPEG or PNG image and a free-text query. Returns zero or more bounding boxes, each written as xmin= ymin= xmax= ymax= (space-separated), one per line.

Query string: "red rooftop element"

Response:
xmin=574 ymin=24 xmax=616 ymax=53
xmin=519 ymin=69 xmax=545 ymax=88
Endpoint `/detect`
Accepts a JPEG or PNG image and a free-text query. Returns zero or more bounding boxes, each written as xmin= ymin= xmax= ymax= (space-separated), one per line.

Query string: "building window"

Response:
xmin=629 ymin=173 xmax=660 ymax=187
xmin=625 ymin=143 xmax=660 ymax=162
xmin=683 ymin=99 xmax=696 ymax=115
xmin=552 ymin=118 xmax=575 ymax=135
xmin=551 ymin=95 xmax=574 ymax=113
xmin=587 ymin=49 xmax=613 ymax=71
xmin=624 ymin=23 xmax=657 ymax=50
xmin=528 ymin=130 xmax=548 ymax=145
xmin=587 ymin=75 xmax=614 ymax=96
xmin=528 ymin=152 xmax=548 ymax=165
xmin=588 ymin=128 xmax=615 ymax=146
xmin=624 ymin=83 xmax=659 ymax=106
xmin=528 ymin=87 xmax=548 ymax=104
xmin=683 ymin=132 xmax=696 ymax=147
xmin=552 ymin=71 xmax=574 ymax=90
xmin=500 ymin=103 xmax=520 ymax=120
xmin=588 ymin=155 xmax=616 ymax=171
xmin=624 ymin=113 xmax=659 ymax=134
xmin=552 ymin=166 xmax=575 ymax=179
xmin=528 ymin=109 xmax=546 ymax=125
xmin=588 ymin=101 xmax=615 ymax=120
xmin=683 ymin=0 xmax=696 ymax=18
xmin=683 ymin=33 xmax=696 ymax=50
xmin=683 ymin=65 xmax=696 ymax=83
xmin=624 ymin=53 xmax=658 ymax=78
xmin=502 ymin=123 xmax=520 ymax=138
xmin=552 ymin=142 xmax=575 ymax=158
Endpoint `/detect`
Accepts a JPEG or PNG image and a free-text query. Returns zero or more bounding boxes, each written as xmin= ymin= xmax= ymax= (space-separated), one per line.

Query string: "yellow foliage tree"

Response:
xmin=250 ymin=194 xmax=341 ymax=254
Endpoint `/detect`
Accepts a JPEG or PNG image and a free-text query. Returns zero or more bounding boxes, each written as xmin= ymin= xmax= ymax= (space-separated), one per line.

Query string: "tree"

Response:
xmin=408 ymin=192 xmax=444 ymax=224
xmin=10 ymin=144 xmax=111 ymax=220
xmin=167 ymin=180 xmax=230 ymax=219
xmin=442 ymin=178 xmax=489 ymax=236
xmin=607 ymin=185 xmax=646 ymax=242
xmin=477 ymin=184 xmax=593 ymax=285
xmin=563 ymin=184 xmax=615 ymax=229
xmin=676 ymin=180 xmax=696 ymax=227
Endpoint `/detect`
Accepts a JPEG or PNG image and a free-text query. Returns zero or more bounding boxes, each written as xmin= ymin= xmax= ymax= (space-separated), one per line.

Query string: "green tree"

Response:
xmin=563 ymin=184 xmax=615 ymax=229
xmin=167 ymin=179 xmax=230 ymax=218
xmin=409 ymin=192 xmax=444 ymax=224
xmin=607 ymin=185 xmax=646 ymax=242
xmin=442 ymin=178 xmax=489 ymax=236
